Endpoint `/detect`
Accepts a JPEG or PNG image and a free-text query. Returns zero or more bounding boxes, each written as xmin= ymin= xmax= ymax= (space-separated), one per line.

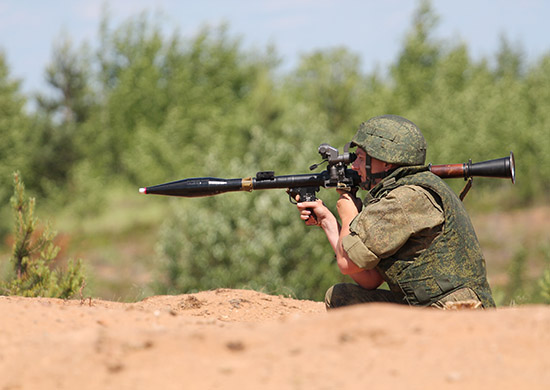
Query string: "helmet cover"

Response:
xmin=351 ymin=115 xmax=427 ymax=165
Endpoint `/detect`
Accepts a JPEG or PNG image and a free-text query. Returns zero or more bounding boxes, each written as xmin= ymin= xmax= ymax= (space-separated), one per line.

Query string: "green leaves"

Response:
xmin=153 ymin=191 xmax=340 ymax=300
xmin=1 ymin=173 xmax=85 ymax=298
xmin=1 ymin=1 xmax=550 ymax=301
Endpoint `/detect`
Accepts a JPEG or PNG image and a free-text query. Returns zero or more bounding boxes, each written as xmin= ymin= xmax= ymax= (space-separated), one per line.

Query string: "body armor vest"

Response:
xmin=368 ymin=167 xmax=495 ymax=308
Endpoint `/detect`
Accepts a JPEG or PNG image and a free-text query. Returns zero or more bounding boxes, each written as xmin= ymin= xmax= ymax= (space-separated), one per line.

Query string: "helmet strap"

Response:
xmin=361 ymin=154 xmax=397 ymax=190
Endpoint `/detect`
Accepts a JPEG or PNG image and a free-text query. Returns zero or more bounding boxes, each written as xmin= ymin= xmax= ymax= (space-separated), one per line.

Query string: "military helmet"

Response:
xmin=351 ymin=115 xmax=427 ymax=165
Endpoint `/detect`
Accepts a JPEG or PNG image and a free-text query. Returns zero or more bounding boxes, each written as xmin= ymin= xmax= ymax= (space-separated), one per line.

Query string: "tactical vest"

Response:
xmin=367 ymin=166 xmax=495 ymax=308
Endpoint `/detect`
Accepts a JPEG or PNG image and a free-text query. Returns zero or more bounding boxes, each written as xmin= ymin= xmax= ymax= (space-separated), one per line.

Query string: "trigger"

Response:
xmin=287 ymin=190 xmax=298 ymax=204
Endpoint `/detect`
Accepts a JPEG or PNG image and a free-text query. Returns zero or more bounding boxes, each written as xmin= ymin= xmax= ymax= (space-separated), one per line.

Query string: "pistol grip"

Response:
xmin=288 ymin=187 xmax=319 ymax=224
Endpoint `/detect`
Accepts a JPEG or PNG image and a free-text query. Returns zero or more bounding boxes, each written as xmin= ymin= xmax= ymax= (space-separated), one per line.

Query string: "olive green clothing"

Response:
xmin=342 ymin=184 xmax=444 ymax=270
xmin=325 ymin=283 xmax=482 ymax=310
xmin=351 ymin=115 xmax=427 ymax=165
xmin=341 ymin=167 xmax=495 ymax=308
xmin=325 ymin=283 xmax=407 ymax=309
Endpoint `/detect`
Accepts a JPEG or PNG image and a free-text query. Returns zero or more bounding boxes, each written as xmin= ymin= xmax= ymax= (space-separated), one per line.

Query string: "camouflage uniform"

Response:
xmin=327 ymin=115 xmax=495 ymax=309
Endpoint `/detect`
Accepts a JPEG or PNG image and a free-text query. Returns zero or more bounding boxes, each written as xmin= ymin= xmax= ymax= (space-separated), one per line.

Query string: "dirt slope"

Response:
xmin=1 ymin=289 xmax=549 ymax=390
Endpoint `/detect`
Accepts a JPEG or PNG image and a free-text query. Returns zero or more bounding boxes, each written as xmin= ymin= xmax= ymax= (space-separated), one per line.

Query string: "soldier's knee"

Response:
xmin=324 ymin=283 xmax=352 ymax=310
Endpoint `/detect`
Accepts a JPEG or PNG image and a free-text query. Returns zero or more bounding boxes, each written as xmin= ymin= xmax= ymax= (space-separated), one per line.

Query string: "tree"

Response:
xmin=495 ymin=35 xmax=524 ymax=80
xmin=390 ymin=0 xmax=441 ymax=108
xmin=0 ymin=53 xmax=32 ymax=209
xmin=28 ymin=37 xmax=95 ymax=198
xmin=93 ymin=16 xmax=282 ymax=184
xmin=151 ymin=113 xmax=346 ymax=300
xmin=1 ymin=173 xmax=85 ymax=298
xmin=286 ymin=47 xmax=364 ymax=136
xmin=36 ymin=37 xmax=94 ymax=124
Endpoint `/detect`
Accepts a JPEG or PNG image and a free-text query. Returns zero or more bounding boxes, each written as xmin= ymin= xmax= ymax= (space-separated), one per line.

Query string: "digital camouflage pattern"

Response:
xmin=344 ymin=167 xmax=495 ymax=308
xmin=350 ymin=115 xmax=427 ymax=165
xmin=342 ymin=184 xmax=445 ymax=271
xmin=430 ymin=286 xmax=483 ymax=309
xmin=324 ymin=283 xmax=482 ymax=310
xmin=365 ymin=167 xmax=495 ymax=308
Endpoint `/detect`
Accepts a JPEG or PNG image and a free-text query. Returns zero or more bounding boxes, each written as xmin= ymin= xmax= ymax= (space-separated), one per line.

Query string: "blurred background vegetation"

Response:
xmin=1 ymin=1 xmax=549 ymax=305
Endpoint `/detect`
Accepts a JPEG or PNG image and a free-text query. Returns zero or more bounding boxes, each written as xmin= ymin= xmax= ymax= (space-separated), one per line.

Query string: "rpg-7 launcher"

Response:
xmin=139 ymin=144 xmax=515 ymax=203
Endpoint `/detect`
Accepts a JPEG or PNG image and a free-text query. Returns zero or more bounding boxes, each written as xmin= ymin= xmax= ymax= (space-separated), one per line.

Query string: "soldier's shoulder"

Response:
xmin=389 ymin=184 xmax=443 ymax=213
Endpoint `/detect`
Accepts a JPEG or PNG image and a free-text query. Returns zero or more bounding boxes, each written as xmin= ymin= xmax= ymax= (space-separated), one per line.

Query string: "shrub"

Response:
xmin=0 ymin=173 xmax=85 ymax=298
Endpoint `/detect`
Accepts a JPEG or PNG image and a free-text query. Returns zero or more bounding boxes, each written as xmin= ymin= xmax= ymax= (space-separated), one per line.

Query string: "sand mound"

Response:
xmin=1 ymin=289 xmax=549 ymax=389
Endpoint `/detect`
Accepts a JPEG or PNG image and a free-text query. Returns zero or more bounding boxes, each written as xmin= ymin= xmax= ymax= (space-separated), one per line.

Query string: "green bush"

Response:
xmin=151 ymin=106 xmax=348 ymax=300
xmin=0 ymin=173 xmax=85 ymax=298
xmin=1 ymin=1 xmax=550 ymax=302
xmin=493 ymin=243 xmax=550 ymax=306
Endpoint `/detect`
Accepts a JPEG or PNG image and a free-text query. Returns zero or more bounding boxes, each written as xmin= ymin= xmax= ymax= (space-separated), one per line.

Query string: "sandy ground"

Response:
xmin=1 ymin=289 xmax=549 ymax=390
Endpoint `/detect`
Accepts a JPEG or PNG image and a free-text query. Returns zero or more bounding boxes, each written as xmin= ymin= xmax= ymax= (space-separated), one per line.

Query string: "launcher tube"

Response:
xmin=139 ymin=173 xmax=328 ymax=198
xmin=140 ymin=153 xmax=515 ymax=198
xmin=429 ymin=152 xmax=515 ymax=183
xmin=428 ymin=164 xmax=466 ymax=179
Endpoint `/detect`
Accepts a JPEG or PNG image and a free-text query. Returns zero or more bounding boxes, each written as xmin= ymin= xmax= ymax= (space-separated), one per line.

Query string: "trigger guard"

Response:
xmin=289 ymin=193 xmax=298 ymax=204
xmin=287 ymin=189 xmax=298 ymax=204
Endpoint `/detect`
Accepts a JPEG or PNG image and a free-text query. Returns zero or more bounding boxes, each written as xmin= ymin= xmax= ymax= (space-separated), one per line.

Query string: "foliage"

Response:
xmin=0 ymin=173 xmax=85 ymax=298
xmin=391 ymin=0 xmax=441 ymax=108
xmin=152 ymin=105 xmax=347 ymax=300
xmin=36 ymin=36 xmax=95 ymax=124
xmin=153 ymin=193 xmax=343 ymax=300
xmin=0 ymin=54 xmax=32 ymax=209
xmin=539 ymin=268 xmax=550 ymax=304
xmin=502 ymin=246 xmax=528 ymax=305
xmin=1 ymin=0 xmax=549 ymax=301
xmin=493 ymin=243 xmax=550 ymax=306
xmin=534 ymin=245 xmax=550 ymax=304
xmin=285 ymin=47 xmax=365 ymax=135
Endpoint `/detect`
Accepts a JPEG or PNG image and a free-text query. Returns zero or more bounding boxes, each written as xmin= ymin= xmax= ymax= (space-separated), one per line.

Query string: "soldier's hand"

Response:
xmin=336 ymin=189 xmax=362 ymax=212
xmin=295 ymin=196 xmax=332 ymax=227
xmin=336 ymin=190 xmax=361 ymax=223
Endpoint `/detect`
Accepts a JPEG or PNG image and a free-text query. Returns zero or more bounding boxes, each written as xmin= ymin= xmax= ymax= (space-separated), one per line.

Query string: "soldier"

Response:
xmin=297 ymin=115 xmax=495 ymax=309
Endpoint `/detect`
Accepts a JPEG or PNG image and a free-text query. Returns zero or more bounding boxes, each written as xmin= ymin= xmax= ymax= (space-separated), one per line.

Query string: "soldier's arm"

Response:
xmin=335 ymin=192 xmax=384 ymax=289
xmin=296 ymin=194 xmax=383 ymax=289
xmin=341 ymin=185 xmax=444 ymax=270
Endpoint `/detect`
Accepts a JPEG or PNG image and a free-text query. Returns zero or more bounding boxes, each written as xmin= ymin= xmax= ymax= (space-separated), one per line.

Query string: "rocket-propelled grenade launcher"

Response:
xmin=139 ymin=144 xmax=515 ymax=203
xmin=139 ymin=144 xmax=359 ymax=203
